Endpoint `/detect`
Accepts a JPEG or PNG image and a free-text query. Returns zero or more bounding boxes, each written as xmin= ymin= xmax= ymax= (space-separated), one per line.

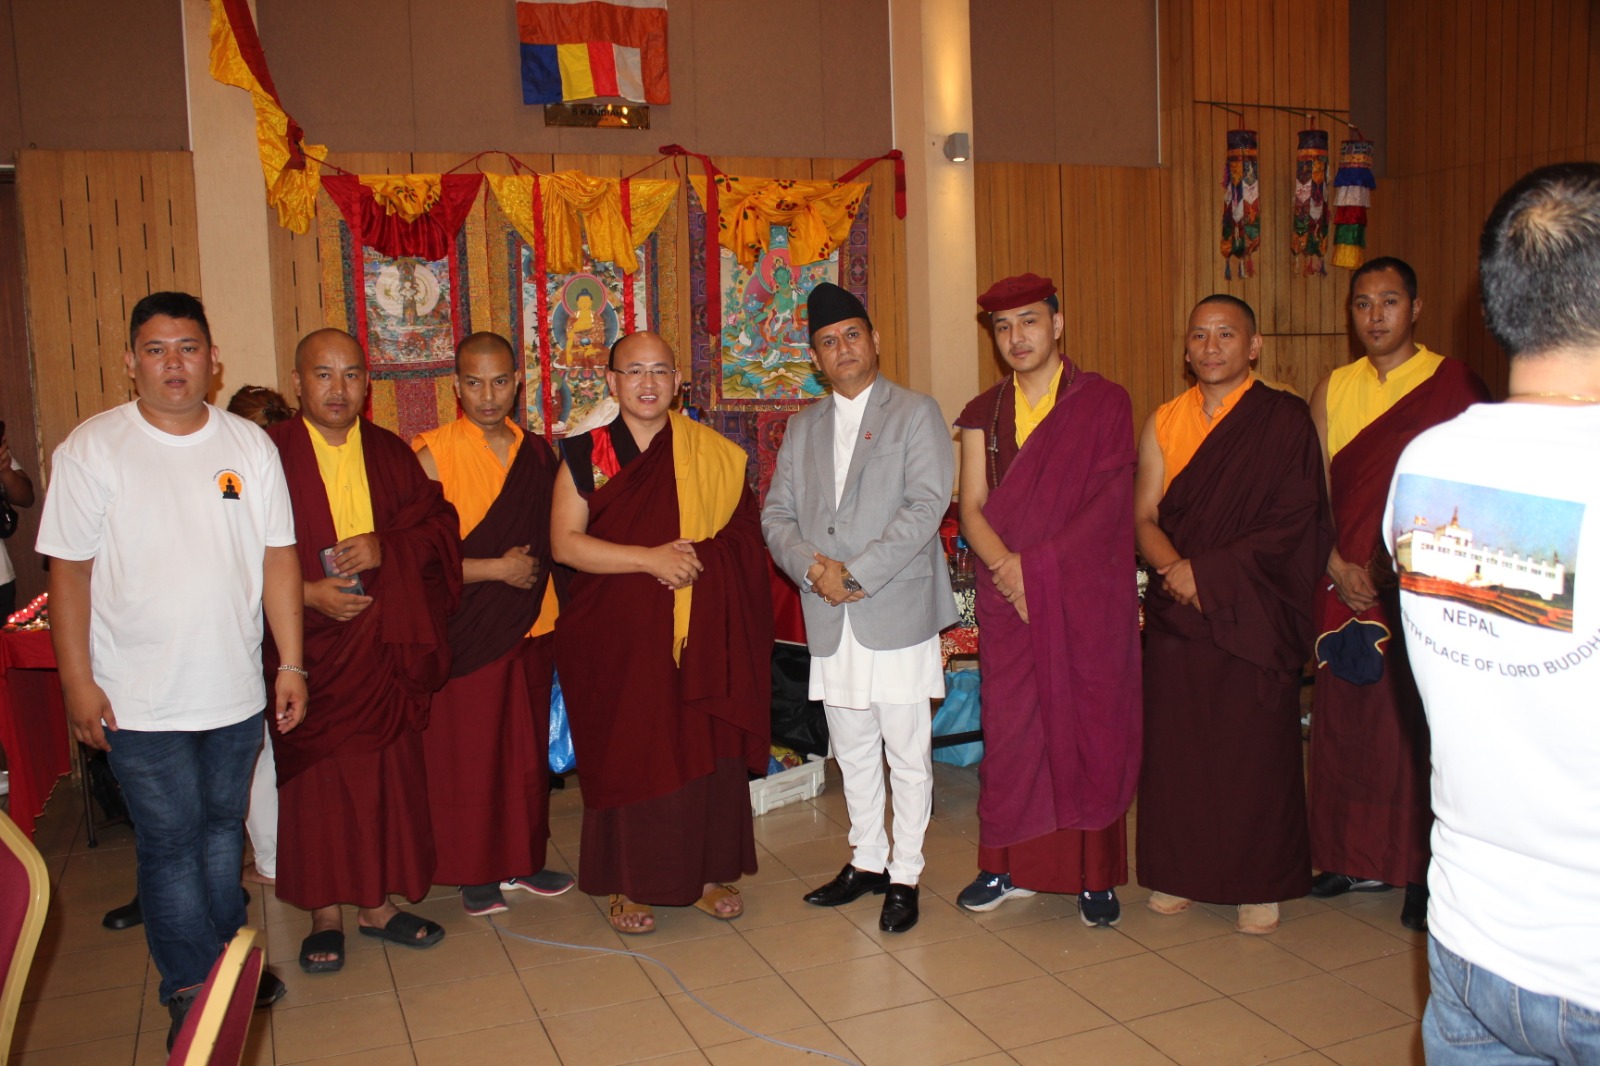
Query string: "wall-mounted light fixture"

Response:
xmin=943 ymin=132 xmax=971 ymax=163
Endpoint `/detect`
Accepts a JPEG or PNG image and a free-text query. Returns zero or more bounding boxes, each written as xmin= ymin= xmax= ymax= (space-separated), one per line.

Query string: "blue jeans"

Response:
xmin=106 ymin=714 xmax=262 ymax=1002
xmin=1425 ymin=935 xmax=1600 ymax=1064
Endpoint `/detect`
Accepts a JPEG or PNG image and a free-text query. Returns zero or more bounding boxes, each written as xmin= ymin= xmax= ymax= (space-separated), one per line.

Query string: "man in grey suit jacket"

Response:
xmin=762 ymin=283 xmax=956 ymax=934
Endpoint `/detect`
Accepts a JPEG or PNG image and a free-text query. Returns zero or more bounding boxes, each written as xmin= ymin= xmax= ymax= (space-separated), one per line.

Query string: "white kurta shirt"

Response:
xmin=809 ymin=380 xmax=944 ymax=709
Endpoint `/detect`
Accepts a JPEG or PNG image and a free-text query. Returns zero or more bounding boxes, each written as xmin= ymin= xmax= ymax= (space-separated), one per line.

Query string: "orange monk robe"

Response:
xmin=1152 ymin=376 xmax=1253 ymax=494
xmin=412 ymin=417 xmax=560 ymax=885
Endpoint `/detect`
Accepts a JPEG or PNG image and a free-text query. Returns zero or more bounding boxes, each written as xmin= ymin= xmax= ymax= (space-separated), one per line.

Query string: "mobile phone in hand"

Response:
xmin=320 ymin=546 xmax=365 ymax=596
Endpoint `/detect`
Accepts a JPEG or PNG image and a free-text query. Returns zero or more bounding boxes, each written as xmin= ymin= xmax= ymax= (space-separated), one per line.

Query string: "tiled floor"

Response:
xmin=9 ymin=763 xmax=1428 ymax=1065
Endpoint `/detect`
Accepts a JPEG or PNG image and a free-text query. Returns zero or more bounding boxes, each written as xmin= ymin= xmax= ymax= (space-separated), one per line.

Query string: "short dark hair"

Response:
xmin=1195 ymin=293 xmax=1257 ymax=333
xmin=1349 ymin=256 xmax=1418 ymax=300
xmin=454 ymin=331 xmax=516 ymax=373
xmin=1479 ymin=162 xmax=1600 ymax=357
xmin=129 ymin=292 xmax=211 ymax=350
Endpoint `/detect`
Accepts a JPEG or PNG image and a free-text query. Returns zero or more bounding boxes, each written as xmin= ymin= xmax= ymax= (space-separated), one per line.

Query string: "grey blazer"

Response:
xmin=762 ymin=376 xmax=958 ymax=657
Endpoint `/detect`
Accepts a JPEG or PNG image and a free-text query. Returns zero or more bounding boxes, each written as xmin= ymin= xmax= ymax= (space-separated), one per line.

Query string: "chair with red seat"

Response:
xmin=0 ymin=808 xmax=49 ymax=1059
xmin=167 ymin=928 xmax=263 ymax=1066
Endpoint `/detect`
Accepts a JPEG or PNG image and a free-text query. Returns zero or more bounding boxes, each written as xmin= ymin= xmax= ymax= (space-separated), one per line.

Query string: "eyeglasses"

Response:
xmin=613 ymin=366 xmax=676 ymax=380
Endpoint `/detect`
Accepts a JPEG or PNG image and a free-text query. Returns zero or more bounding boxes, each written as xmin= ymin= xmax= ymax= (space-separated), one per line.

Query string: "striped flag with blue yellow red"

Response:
xmin=518 ymin=0 xmax=670 ymax=105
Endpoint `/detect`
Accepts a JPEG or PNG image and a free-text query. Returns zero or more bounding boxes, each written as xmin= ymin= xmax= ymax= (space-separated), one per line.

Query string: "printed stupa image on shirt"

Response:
xmin=1390 ymin=475 xmax=1581 ymax=633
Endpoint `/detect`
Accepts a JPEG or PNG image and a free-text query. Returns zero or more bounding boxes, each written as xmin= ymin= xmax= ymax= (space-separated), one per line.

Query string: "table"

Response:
xmin=0 ymin=628 xmax=69 ymax=838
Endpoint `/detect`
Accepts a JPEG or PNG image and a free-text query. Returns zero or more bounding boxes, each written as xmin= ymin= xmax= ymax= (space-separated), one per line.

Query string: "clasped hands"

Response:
xmin=307 ymin=533 xmax=381 ymax=621
xmin=1157 ymin=557 xmax=1203 ymax=613
xmin=808 ymin=554 xmax=864 ymax=608
xmin=990 ymin=551 xmax=1030 ymax=623
xmin=645 ymin=539 xmax=702 ymax=589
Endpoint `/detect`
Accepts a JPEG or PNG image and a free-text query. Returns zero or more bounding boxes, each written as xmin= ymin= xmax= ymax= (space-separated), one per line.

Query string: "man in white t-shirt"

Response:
xmin=37 ymin=292 xmax=308 ymax=1051
xmin=1383 ymin=162 xmax=1600 ymax=1063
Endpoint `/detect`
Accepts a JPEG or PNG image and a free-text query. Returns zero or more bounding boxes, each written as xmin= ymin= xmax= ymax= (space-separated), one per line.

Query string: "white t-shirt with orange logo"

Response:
xmin=37 ymin=403 xmax=295 ymax=731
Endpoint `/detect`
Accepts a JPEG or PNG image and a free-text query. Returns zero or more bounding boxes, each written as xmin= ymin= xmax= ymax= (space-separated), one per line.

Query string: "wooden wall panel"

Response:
xmin=1368 ymin=0 xmax=1599 ymax=400
xmin=16 ymin=150 xmax=202 ymax=475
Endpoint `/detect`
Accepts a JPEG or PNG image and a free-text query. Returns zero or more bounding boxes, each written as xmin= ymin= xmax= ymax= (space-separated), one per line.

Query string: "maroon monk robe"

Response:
xmin=555 ymin=419 xmax=772 ymax=905
xmin=425 ymin=427 xmax=560 ymax=885
xmin=954 ymin=364 xmax=1141 ymax=893
xmin=264 ymin=415 xmax=462 ymax=911
xmin=1139 ymin=382 xmax=1332 ymax=905
xmin=1310 ymin=358 xmax=1489 ymax=888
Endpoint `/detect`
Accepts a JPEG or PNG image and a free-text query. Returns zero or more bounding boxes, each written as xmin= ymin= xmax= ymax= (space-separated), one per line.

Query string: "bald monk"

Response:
xmin=413 ymin=332 xmax=575 ymax=915
xmin=552 ymin=331 xmax=772 ymax=935
xmin=1134 ymin=295 xmax=1331 ymax=935
xmin=266 ymin=329 xmax=462 ymax=972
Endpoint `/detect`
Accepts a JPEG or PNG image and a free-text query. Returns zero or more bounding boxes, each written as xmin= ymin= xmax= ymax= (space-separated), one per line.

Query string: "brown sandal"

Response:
xmin=693 ymin=883 xmax=743 ymax=921
xmin=608 ymin=894 xmax=655 ymax=935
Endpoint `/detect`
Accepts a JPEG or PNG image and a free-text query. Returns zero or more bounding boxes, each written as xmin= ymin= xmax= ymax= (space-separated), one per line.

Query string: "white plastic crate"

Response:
xmin=749 ymin=755 xmax=827 ymax=815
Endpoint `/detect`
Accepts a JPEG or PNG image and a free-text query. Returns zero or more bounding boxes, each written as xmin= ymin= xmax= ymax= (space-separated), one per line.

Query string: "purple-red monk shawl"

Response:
xmin=263 ymin=415 xmax=463 ymax=783
xmin=956 ymin=364 xmax=1143 ymax=843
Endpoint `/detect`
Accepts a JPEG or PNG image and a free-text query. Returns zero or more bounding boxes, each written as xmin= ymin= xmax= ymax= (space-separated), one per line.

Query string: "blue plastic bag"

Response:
xmin=931 ymin=669 xmax=983 ymax=767
xmin=549 ymin=670 xmax=576 ymax=774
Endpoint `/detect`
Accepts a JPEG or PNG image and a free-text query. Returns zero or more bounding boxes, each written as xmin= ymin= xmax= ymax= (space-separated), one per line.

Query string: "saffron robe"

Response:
xmin=415 ymin=419 xmax=560 ymax=885
xmin=556 ymin=417 xmax=772 ymax=904
xmin=265 ymin=415 xmax=462 ymax=910
xmin=1310 ymin=357 xmax=1488 ymax=887
xmin=1138 ymin=382 xmax=1331 ymax=904
xmin=954 ymin=364 xmax=1141 ymax=892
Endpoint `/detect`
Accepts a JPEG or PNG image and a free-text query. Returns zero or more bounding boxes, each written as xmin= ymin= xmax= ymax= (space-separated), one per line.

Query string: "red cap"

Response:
xmin=977 ymin=273 xmax=1056 ymax=313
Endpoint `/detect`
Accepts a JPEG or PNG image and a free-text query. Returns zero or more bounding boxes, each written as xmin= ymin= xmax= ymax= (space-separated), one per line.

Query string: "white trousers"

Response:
xmin=244 ymin=719 xmax=278 ymax=878
xmin=825 ymin=700 xmax=933 ymax=886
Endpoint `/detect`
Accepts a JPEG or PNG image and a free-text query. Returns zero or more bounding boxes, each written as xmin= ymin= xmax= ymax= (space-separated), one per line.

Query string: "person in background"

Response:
xmin=0 ymin=424 xmax=35 ymax=619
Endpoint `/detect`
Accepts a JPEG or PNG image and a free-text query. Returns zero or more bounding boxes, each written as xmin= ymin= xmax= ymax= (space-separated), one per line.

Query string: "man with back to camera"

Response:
xmin=1384 ymin=161 xmax=1600 ymax=1062
xmin=37 ymin=291 xmax=306 ymax=1048
xmin=762 ymin=282 xmax=957 ymax=934
xmin=1306 ymin=256 xmax=1488 ymax=931
xmin=1134 ymin=294 xmax=1331 ymax=935
xmin=412 ymin=331 xmax=575 ymax=915
xmin=951 ymin=273 xmax=1141 ymax=927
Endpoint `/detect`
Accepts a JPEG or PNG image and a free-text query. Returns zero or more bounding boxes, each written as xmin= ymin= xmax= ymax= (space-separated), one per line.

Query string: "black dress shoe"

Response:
xmin=255 ymin=969 xmax=287 ymax=1009
xmin=1400 ymin=882 xmax=1428 ymax=932
xmin=102 ymin=896 xmax=143 ymax=931
xmin=1309 ymin=872 xmax=1390 ymax=898
xmin=804 ymin=863 xmax=891 ymax=907
xmin=879 ymin=884 xmax=919 ymax=933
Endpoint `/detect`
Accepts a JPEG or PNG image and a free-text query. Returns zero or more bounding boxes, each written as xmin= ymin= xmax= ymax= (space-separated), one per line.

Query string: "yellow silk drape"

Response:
xmin=485 ymin=172 xmax=678 ymax=274
xmin=689 ymin=175 xmax=868 ymax=269
xmin=359 ymin=174 xmax=444 ymax=224
xmin=206 ymin=0 xmax=326 ymax=235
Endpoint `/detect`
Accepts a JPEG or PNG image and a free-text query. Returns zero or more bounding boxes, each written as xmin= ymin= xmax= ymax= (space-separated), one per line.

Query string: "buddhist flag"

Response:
xmin=518 ymin=0 xmax=670 ymax=105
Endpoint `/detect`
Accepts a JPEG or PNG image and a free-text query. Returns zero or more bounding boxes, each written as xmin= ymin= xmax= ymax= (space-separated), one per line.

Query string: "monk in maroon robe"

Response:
xmin=266 ymin=329 xmax=461 ymax=972
xmin=952 ymin=273 xmax=1141 ymax=926
xmin=1135 ymin=296 xmax=1332 ymax=934
xmin=552 ymin=332 xmax=771 ymax=936
xmin=1306 ymin=259 xmax=1490 ymax=928
xmin=413 ymin=332 xmax=574 ymax=916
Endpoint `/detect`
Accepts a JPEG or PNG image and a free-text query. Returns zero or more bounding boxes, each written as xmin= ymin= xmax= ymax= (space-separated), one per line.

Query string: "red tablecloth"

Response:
xmin=0 ymin=629 xmax=69 ymax=838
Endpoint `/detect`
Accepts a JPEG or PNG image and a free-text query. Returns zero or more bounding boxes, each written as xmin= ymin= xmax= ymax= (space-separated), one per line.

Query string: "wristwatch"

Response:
xmin=840 ymin=567 xmax=864 ymax=594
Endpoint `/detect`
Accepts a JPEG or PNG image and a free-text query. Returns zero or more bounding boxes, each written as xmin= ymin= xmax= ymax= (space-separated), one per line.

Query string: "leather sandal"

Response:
xmin=693 ymin=883 xmax=742 ymax=921
xmin=608 ymin=894 xmax=655 ymax=935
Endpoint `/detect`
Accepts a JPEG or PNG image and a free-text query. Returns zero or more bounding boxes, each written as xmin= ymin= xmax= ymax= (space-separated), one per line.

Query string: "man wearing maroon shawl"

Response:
xmin=413 ymin=332 xmax=576 ymax=917
xmin=1307 ymin=258 xmax=1489 ymax=930
xmin=1134 ymin=296 xmax=1331 ymax=935
xmin=952 ymin=274 xmax=1141 ymax=927
xmin=266 ymin=329 xmax=462 ymax=972
xmin=551 ymin=331 xmax=771 ymax=936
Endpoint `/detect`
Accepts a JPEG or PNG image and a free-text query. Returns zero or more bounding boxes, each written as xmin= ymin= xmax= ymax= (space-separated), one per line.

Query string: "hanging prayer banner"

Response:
xmin=517 ymin=0 xmax=671 ymax=105
xmin=318 ymin=182 xmax=482 ymax=443
xmin=1292 ymin=128 xmax=1330 ymax=276
xmin=482 ymin=179 xmax=676 ymax=440
xmin=686 ymin=182 xmax=872 ymax=498
xmin=1332 ymin=139 xmax=1376 ymax=271
xmin=1221 ymin=129 xmax=1261 ymax=279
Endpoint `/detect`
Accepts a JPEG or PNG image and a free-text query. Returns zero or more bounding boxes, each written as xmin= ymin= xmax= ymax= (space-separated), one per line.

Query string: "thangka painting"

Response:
xmin=317 ymin=188 xmax=471 ymax=443
xmin=474 ymin=177 xmax=675 ymax=442
xmin=686 ymin=183 xmax=871 ymax=499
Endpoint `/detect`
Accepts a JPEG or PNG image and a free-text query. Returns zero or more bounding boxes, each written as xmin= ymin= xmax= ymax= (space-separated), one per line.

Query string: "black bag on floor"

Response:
xmin=771 ymin=642 xmax=829 ymax=758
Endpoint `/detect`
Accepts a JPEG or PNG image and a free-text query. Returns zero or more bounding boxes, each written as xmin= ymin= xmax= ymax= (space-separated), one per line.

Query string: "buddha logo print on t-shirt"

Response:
xmin=216 ymin=469 xmax=244 ymax=501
